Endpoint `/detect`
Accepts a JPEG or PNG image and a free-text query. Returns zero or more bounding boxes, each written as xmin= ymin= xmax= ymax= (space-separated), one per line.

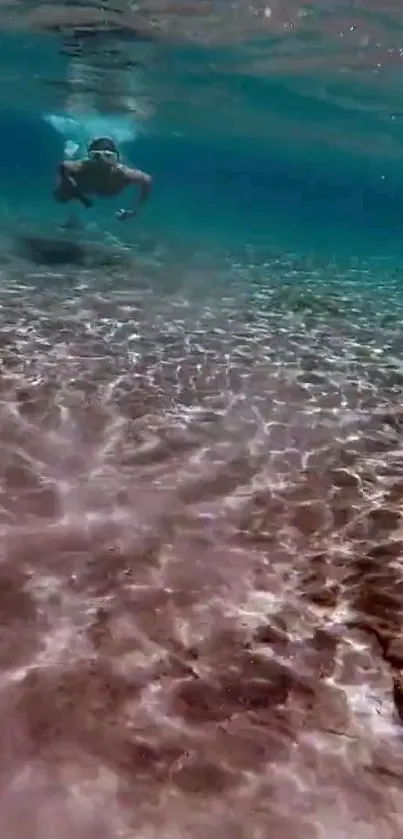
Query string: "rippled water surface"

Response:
xmin=2 ymin=2 xmax=403 ymax=838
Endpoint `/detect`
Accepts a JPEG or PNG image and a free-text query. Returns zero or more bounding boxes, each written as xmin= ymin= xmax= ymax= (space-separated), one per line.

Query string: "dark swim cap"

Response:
xmin=88 ymin=137 xmax=118 ymax=153
xmin=88 ymin=137 xmax=120 ymax=160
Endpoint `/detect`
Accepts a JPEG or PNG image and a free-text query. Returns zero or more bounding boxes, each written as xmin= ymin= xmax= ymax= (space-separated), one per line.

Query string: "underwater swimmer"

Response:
xmin=53 ymin=136 xmax=152 ymax=221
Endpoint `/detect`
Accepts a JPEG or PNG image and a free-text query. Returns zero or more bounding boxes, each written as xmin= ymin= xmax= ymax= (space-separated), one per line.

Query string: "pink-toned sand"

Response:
xmin=0 ymin=253 xmax=401 ymax=837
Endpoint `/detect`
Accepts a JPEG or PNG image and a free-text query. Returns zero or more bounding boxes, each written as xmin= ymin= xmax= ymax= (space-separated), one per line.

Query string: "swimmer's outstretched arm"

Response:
xmin=116 ymin=168 xmax=152 ymax=221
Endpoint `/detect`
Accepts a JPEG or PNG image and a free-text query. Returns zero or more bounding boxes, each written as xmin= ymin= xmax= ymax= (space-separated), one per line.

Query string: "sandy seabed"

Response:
xmin=0 ymin=249 xmax=403 ymax=838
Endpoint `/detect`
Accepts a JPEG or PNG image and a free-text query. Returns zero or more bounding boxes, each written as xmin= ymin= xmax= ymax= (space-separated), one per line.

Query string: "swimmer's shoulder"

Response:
xmin=116 ymin=163 xmax=149 ymax=184
xmin=60 ymin=158 xmax=91 ymax=176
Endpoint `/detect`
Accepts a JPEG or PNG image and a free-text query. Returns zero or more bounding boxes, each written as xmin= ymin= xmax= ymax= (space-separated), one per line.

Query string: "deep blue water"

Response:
xmin=3 ymin=105 xmax=403 ymax=253
xmin=2 ymin=106 xmax=403 ymax=266
xmin=2 ymin=18 xmax=403 ymax=264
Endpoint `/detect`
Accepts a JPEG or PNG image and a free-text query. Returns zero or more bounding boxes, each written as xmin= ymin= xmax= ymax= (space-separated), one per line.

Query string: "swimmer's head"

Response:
xmin=87 ymin=137 xmax=120 ymax=164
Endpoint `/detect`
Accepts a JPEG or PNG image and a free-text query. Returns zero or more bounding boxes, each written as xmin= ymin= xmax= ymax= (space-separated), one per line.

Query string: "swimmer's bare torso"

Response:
xmin=53 ymin=158 xmax=152 ymax=221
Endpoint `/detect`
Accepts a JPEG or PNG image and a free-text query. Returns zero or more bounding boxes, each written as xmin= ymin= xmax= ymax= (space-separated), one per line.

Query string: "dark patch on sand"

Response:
xmin=17 ymin=234 xmax=88 ymax=266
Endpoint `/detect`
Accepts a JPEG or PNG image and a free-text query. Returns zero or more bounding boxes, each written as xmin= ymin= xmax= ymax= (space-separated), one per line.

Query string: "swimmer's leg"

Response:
xmin=53 ymin=186 xmax=87 ymax=232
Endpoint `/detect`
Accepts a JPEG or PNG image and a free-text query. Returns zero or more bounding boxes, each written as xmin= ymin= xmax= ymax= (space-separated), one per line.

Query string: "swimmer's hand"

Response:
xmin=60 ymin=165 xmax=93 ymax=208
xmin=66 ymin=177 xmax=92 ymax=208
xmin=116 ymin=208 xmax=136 ymax=222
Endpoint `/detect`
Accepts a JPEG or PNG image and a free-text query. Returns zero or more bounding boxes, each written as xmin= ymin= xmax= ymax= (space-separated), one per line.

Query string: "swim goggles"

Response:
xmin=88 ymin=148 xmax=119 ymax=164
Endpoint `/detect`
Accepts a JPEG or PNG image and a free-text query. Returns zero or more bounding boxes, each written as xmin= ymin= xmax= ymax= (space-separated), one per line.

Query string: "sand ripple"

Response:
xmin=0 ymin=247 xmax=403 ymax=837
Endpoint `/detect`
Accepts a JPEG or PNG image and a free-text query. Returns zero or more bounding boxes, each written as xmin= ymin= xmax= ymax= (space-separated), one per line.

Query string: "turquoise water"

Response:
xmin=3 ymin=22 xmax=403 ymax=261
xmin=2 ymin=6 xmax=403 ymax=839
